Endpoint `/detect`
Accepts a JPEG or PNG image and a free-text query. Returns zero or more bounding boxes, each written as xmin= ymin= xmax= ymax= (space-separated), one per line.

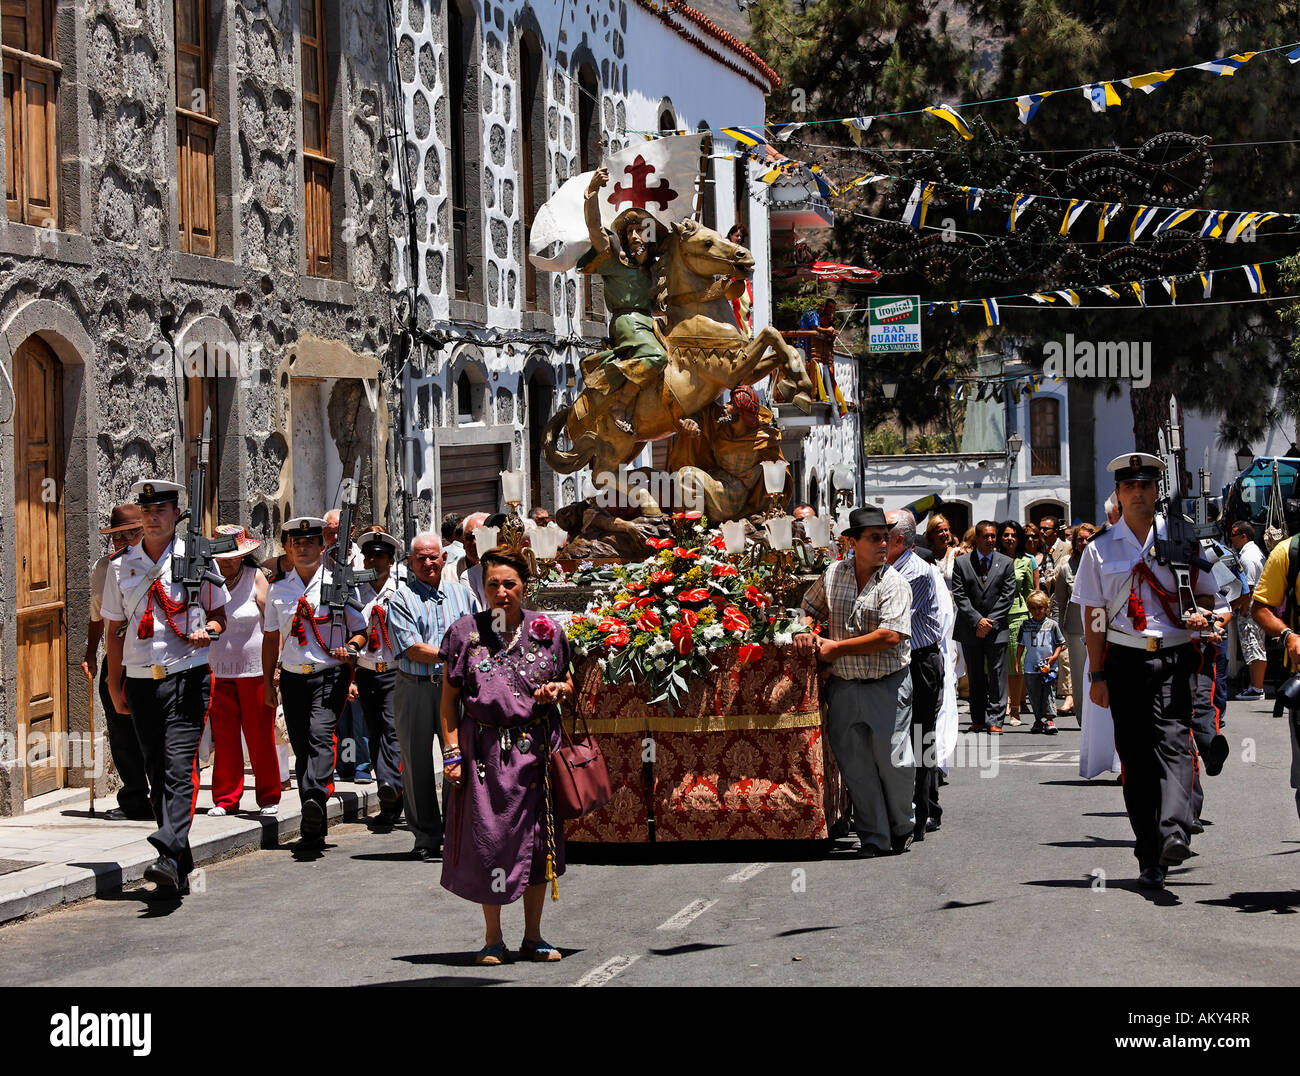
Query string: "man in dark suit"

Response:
xmin=952 ymin=519 xmax=1017 ymax=733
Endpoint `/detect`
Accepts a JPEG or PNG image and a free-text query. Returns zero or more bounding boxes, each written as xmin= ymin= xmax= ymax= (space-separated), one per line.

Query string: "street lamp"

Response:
xmin=1005 ymin=432 xmax=1024 ymax=517
xmin=882 ymin=378 xmax=898 ymax=400
xmin=1007 ymin=432 xmax=1024 ymax=464
xmin=1235 ymin=447 xmax=1255 ymax=473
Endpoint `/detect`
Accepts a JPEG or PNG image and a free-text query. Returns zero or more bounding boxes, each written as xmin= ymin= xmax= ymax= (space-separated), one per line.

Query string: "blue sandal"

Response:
xmin=519 ymin=938 xmax=562 ymax=962
xmin=474 ymin=942 xmax=509 ymax=966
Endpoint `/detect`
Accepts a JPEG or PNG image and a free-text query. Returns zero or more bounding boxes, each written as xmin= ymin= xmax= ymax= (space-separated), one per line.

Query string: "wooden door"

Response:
xmin=14 ymin=336 xmax=65 ymax=798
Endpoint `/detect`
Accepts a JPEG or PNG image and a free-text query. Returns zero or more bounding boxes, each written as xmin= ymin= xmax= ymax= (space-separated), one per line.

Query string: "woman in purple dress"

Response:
xmin=438 ymin=547 xmax=575 ymax=966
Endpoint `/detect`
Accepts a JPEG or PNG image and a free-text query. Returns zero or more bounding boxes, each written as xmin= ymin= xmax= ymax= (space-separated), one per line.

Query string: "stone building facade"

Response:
xmin=386 ymin=0 xmax=783 ymax=533
xmin=0 ymin=0 xmax=397 ymax=813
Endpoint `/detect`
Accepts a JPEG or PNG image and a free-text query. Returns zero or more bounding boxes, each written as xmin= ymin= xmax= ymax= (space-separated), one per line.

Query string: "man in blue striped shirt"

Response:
xmin=387 ymin=532 xmax=481 ymax=861
xmin=887 ymin=509 xmax=945 ymax=842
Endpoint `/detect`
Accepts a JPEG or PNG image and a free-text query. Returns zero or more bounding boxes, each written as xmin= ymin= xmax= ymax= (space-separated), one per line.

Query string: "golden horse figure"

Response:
xmin=542 ymin=218 xmax=814 ymax=513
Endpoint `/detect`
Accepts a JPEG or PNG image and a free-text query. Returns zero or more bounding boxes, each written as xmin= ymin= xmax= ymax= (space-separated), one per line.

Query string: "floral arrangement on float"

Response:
xmin=564 ymin=513 xmax=815 ymax=709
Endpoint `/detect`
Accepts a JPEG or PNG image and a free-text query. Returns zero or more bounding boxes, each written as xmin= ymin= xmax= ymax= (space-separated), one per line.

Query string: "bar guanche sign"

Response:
xmin=868 ymin=296 xmax=922 ymax=353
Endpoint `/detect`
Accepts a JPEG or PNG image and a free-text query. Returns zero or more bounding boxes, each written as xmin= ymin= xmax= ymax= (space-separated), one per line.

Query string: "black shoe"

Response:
xmin=412 ymin=845 xmax=441 ymax=862
xmin=1189 ymin=818 xmax=1205 ymax=835
xmin=378 ymin=782 xmax=400 ymax=810
xmin=856 ymin=844 xmax=884 ymax=859
xmin=925 ymin=817 xmax=941 ymax=833
xmin=890 ymin=832 xmax=915 ymax=855
xmin=143 ymin=855 xmax=180 ymax=893
xmin=1203 ymin=734 xmax=1230 ymax=777
xmin=912 ymin=827 xmax=926 ymax=842
xmin=1137 ymin=866 xmax=1165 ymax=890
xmin=300 ymin=798 xmax=326 ymax=842
xmin=1159 ymin=834 xmax=1193 ymax=868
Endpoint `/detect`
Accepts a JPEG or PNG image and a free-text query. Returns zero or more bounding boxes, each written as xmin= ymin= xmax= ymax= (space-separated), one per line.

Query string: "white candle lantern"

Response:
xmin=530 ymin=524 xmax=562 ymax=560
xmin=500 ymin=470 xmax=524 ymax=504
xmin=761 ymin=460 xmax=788 ymax=495
xmin=803 ymin=515 xmax=831 ymax=548
xmin=474 ymin=525 xmax=500 ymax=558
xmin=763 ymin=515 xmax=794 ymax=551
xmin=720 ymin=520 xmax=747 ymax=554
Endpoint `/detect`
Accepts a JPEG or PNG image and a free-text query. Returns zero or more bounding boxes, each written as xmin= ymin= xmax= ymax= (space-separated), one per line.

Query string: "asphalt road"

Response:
xmin=3 ymin=697 xmax=1298 ymax=988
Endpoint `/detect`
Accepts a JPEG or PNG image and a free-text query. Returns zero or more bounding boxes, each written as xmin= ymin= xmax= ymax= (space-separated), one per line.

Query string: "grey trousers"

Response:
xmin=394 ymin=672 xmax=444 ymax=851
xmin=825 ymin=670 xmax=915 ymax=852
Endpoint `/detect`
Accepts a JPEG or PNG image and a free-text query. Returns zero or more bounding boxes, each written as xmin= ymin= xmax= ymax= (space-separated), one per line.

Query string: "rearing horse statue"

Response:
xmin=542 ymin=219 xmax=813 ymax=510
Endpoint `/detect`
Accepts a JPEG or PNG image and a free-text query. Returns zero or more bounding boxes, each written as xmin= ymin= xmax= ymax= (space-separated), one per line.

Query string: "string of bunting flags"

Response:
xmin=685 ymin=39 xmax=1300 ymax=140
xmin=918 ymin=255 xmax=1282 ymax=327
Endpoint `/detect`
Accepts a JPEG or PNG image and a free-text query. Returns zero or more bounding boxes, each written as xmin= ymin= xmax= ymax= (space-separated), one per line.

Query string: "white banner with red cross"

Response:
xmin=528 ymin=133 xmax=709 ymax=272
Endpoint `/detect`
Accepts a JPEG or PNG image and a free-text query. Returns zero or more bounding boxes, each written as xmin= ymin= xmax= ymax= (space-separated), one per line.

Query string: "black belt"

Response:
xmin=397 ymin=670 xmax=442 ymax=683
xmin=912 ymin=642 xmax=942 ymax=656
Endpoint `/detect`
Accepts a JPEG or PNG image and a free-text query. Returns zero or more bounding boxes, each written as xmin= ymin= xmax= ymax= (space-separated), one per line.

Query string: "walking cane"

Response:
xmin=86 ymin=667 xmax=96 ymax=817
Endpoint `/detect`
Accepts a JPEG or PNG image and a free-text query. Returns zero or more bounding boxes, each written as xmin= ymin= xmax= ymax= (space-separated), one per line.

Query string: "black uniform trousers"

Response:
xmin=909 ymin=643 xmax=945 ymax=835
xmin=124 ymin=665 xmax=211 ymax=876
xmin=279 ymin=665 xmax=350 ymax=821
xmin=354 ymin=667 xmax=403 ymax=802
xmin=1104 ymin=642 xmax=1198 ymax=870
xmin=1189 ymin=640 xmax=1228 ymax=819
xmin=961 ymin=633 xmax=1007 ymax=726
xmin=99 ymin=656 xmax=152 ymax=819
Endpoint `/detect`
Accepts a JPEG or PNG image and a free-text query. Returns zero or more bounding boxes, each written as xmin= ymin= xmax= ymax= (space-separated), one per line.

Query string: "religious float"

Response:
xmin=512 ymin=133 xmax=859 ymax=841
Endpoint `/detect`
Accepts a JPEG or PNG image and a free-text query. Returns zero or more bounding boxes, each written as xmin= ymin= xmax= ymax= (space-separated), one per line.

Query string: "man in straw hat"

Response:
xmin=101 ymin=481 xmax=229 ymax=893
xmin=796 ymin=506 xmax=917 ymax=858
xmin=84 ymin=503 xmax=152 ymax=820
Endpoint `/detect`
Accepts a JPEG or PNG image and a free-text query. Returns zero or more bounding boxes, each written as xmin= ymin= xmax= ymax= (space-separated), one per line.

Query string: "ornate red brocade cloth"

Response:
xmin=561 ymin=645 xmax=847 ymax=842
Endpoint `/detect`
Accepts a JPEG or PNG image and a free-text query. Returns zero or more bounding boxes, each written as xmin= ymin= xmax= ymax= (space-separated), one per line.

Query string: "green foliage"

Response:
xmin=865 ymin=427 xmax=904 ymax=455
xmin=966 ymin=0 xmax=1300 ymax=448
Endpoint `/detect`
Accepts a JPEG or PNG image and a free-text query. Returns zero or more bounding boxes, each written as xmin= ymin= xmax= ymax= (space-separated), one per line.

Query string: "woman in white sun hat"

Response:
xmin=207 ymin=525 xmax=283 ymax=817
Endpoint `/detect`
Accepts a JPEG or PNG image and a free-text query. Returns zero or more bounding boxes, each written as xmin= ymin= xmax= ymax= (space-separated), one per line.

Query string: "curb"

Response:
xmin=0 ymin=787 xmax=383 ymax=926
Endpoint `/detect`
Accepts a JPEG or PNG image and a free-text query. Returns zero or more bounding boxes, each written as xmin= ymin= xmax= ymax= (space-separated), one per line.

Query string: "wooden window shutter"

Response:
xmin=174 ymin=0 xmax=215 ymax=255
xmin=3 ymin=0 xmax=59 ymax=227
xmin=301 ymin=0 xmax=332 ymax=277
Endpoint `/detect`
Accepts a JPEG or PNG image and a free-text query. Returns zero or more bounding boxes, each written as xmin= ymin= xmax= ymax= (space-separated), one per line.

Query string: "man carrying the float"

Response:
xmin=102 ymin=480 xmax=229 ymax=894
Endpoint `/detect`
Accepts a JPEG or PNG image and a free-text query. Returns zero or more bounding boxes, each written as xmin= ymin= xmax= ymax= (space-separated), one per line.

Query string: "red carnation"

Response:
xmin=597 ymin=618 xmax=624 ymax=633
xmin=680 ymin=609 xmax=700 ymax=629
xmin=745 ymin=585 xmax=770 ymax=609
xmin=711 ymin=564 xmax=738 ymax=577
xmin=635 ymin=595 xmax=655 ymax=609
xmin=679 ymin=588 xmax=710 ymax=603
xmin=650 ymin=570 xmax=675 ymax=584
xmin=645 ymin=538 xmax=674 ymax=549
xmin=636 ymin=610 xmax=662 ymax=631
xmin=738 ymin=643 xmax=764 ymax=664
xmin=672 ymin=547 xmax=700 ymax=559
xmin=604 ymin=632 xmax=630 ymax=648
xmin=612 ymin=599 xmax=632 ymax=611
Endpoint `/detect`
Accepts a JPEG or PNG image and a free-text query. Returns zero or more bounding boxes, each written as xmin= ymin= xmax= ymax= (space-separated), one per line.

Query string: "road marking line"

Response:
xmin=573 ymin=954 xmax=640 ymax=987
xmin=726 ymin=862 xmax=771 ymax=883
xmin=657 ymin=898 xmax=717 ymax=930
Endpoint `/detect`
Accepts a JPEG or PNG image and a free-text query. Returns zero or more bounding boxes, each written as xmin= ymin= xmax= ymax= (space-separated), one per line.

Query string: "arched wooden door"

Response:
xmin=14 ymin=336 xmax=66 ymax=798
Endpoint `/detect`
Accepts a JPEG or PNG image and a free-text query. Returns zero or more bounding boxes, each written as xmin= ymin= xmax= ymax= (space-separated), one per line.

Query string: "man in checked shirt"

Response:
xmin=797 ymin=506 xmax=916 ymax=857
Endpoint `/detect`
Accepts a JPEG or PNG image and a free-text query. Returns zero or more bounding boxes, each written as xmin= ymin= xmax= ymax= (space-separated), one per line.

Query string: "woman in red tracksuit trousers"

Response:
xmin=207 ymin=526 xmax=282 ymax=816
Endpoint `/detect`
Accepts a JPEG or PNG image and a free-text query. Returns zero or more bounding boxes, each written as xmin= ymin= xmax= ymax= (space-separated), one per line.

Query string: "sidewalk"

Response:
xmin=0 ymin=769 xmax=387 ymax=925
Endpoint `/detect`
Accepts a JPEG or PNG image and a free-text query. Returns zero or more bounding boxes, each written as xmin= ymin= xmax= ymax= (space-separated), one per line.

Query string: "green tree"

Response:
xmin=966 ymin=0 xmax=1300 ymax=452
xmin=747 ymin=0 xmax=984 ymax=442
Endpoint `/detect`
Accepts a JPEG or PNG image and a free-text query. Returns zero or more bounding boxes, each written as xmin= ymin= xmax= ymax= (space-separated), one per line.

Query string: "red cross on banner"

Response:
xmin=608 ymin=155 xmax=679 ymax=213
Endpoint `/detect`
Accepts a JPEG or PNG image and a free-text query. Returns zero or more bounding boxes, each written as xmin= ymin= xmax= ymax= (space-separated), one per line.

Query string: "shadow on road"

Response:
xmin=364 ymin=975 xmax=511 ymax=987
xmin=567 ymin=839 xmax=833 ymax=865
xmin=1197 ymin=890 xmax=1300 ymax=914
xmin=649 ymin=942 xmax=729 ymax=956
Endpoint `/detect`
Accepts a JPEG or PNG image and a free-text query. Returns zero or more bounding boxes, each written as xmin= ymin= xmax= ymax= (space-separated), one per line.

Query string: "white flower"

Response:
xmin=775 ymin=632 xmax=793 ymax=646
xmin=666 ymin=604 xmax=679 ymax=614
xmin=597 ymin=658 xmax=607 ymax=671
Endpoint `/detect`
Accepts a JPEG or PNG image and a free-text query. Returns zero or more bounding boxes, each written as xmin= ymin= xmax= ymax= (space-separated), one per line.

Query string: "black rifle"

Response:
xmin=320 ymin=458 xmax=375 ymax=650
xmin=1154 ymin=398 xmax=1219 ymax=627
xmin=173 ymin=408 xmax=237 ymax=637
